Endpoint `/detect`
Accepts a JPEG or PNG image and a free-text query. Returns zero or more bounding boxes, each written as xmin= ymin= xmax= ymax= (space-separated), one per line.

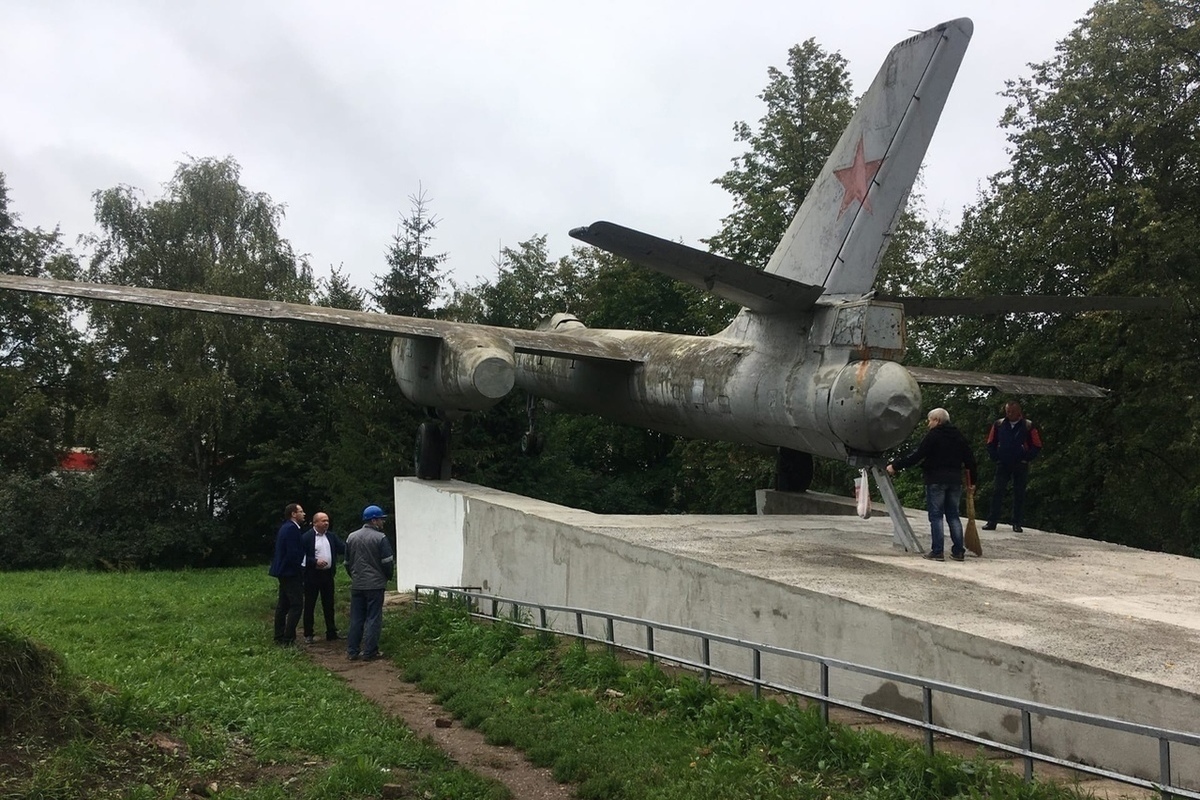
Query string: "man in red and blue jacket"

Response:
xmin=983 ymin=401 xmax=1042 ymax=533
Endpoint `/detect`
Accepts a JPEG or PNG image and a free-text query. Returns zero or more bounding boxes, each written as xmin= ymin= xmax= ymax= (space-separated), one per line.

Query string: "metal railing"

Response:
xmin=415 ymin=585 xmax=1200 ymax=799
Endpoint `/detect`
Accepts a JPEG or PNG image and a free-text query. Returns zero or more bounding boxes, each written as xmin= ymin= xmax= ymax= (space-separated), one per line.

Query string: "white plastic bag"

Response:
xmin=854 ymin=468 xmax=871 ymax=519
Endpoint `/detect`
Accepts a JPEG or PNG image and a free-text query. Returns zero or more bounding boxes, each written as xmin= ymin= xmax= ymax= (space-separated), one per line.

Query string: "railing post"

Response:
xmin=922 ymin=686 xmax=934 ymax=756
xmin=1159 ymin=737 xmax=1171 ymax=800
xmin=1021 ymin=708 xmax=1034 ymax=782
xmin=427 ymin=589 xmax=1189 ymax=799
xmin=819 ymin=662 xmax=830 ymax=725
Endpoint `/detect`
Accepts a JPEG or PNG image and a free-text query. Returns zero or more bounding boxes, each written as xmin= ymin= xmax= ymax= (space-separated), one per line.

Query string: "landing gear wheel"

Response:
xmin=520 ymin=431 xmax=546 ymax=456
xmin=775 ymin=448 xmax=813 ymax=493
xmin=520 ymin=395 xmax=545 ymax=457
xmin=415 ymin=421 xmax=447 ymax=480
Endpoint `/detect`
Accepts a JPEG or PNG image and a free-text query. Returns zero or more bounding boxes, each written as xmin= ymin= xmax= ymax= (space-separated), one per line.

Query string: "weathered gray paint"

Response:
xmin=394 ymin=478 xmax=1200 ymax=788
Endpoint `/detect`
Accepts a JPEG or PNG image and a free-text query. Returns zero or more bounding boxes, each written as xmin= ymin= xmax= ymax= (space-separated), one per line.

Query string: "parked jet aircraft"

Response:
xmin=0 ymin=18 xmax=1164 ymax=489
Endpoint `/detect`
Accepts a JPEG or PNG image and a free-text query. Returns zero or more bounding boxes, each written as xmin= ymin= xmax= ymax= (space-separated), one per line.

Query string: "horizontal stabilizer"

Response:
xmin=906 ymin=366 xmax=1107 ymax=398
xmin=569 ymin=221 xmax=825 ymax=314
xmin=883 ymin=295 xmax=1173 ymax=316
xmin=0 ymin=275 xmax=638 ymax=365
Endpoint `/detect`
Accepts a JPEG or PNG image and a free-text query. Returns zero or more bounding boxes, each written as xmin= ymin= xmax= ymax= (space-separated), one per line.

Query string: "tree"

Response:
xmin=0 ymin=172 xmax=87 ymax=477
xmin=705 ymin=39 xmax=855 ymax=267
xmin=374 ymin=187 xmax=446 ymax=317
xmin=84 ymin=156 xmax=314 ymax=561
xmin=302 ymin=268 xmax=412 ymax=533
xmin=0 ymin=173 xmax=99 ymax=570
xmin=924 ymin=0 xmax=1200 ymax=552
xmin=456 ymin=236 xmax=588 ymax=329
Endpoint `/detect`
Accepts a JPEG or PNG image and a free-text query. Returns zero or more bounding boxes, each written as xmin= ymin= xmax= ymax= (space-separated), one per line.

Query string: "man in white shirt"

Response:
xmin=301 ymin=511 xmax=344 ymax=644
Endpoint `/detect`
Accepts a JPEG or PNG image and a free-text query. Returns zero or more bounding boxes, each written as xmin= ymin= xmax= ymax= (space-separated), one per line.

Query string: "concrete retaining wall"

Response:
xmin=394 ymin=478 xmax=1199 ymax=788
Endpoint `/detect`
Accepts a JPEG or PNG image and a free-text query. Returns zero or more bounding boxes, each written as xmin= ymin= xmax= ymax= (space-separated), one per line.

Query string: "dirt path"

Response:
xmin=304 ymin=611 xmax=1150 ymax=800
xmin=304 ymin=637 xmax=573 ymax=800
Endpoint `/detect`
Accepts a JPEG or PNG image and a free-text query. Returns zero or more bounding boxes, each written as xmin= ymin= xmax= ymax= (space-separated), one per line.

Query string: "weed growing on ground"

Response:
xmin=387 ymin=596 xmax=1094 ymax=800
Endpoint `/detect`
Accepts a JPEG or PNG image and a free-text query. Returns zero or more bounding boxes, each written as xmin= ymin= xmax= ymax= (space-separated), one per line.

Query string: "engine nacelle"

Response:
xmin=391 ymin=331 xmax=515 ymax=412
xmin=826 ymin=360 xmax=921 ymax=453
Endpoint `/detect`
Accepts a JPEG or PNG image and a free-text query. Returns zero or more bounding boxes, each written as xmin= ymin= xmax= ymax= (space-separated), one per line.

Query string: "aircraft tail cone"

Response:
xmin=828 ymin=360 xmax=922 ymax=453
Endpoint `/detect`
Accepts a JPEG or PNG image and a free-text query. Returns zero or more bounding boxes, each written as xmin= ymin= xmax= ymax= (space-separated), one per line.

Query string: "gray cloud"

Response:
xmin=1 ymin=0 xmax=1094 ymax=296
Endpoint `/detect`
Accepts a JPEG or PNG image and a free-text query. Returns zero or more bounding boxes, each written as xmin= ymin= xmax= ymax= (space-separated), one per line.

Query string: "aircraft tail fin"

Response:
xmin=766 ymin=18 xmax=973 ymax=296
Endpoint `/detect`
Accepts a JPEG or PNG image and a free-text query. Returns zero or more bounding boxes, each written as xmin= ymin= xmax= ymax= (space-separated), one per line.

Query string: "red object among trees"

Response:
xmin=58 ymin=448 xmax=97 ymax=472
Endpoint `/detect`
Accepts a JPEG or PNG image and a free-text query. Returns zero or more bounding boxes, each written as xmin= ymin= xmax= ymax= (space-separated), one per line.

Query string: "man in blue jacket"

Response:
xmin=983 ymin=401 xmax=1042 ymax=533
xmin=268 ymin=503 xmax=306 ymax=646
xmin=301 ymin=511 xmax=345 ymax=644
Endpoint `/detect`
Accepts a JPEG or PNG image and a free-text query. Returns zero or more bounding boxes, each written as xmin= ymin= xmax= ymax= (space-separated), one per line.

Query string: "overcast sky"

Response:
xmin=1 ymin=1 xmax=1095 ymax=296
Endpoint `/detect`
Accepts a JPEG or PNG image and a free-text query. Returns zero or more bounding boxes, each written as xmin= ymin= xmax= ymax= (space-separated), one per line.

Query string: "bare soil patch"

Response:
xmin=303 ymin=636 xmax=573 ymax=800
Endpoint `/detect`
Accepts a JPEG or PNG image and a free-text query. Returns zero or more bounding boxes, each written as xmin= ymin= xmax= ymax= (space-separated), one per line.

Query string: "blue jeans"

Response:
xmin=347 ymin=589 xmax=384 ymax=657
xmin=926 ymin=483 xmax=965 ymax=557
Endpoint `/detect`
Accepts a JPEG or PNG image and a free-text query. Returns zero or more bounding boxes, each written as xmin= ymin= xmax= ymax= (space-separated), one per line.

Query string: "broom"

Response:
xmin=964 ymin=469 xmax=983 ymax=557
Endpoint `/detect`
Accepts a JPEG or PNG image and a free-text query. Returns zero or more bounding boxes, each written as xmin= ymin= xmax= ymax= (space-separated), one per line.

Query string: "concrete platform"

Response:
xmin=395 ymin=478 xmax=1200 ymax=789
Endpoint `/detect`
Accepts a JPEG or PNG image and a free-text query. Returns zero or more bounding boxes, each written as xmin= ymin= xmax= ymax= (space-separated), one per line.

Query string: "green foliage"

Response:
xmin=80 ymin=156 xmax=317 ymax=561
xmin=0 ymin=568 xmax=507 ymax=800
xmin=9 ymin=7 xmax=1196 ymax=561
xmin=917 ymin=0 xmax=1200 ymax=551
xmin=449 ymin=236 xmax=588 ymax=330
xmin=374 ymin=186 xmax=446 ymax=317
xmin=0 ymin=172 xmax=87 ymax=478
xmin=706 ymin=39 xmax=855 ymax=267
xmin=86 ymin=428 xmax=229 ymax=568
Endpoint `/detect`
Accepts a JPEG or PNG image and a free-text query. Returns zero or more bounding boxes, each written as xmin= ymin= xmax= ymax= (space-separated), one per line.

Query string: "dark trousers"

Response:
xmin=303 ymin=568 xmax=338 ymax=638
xmin=273 ymin=575 xmax=304 ymax=644
xmin=988 ymin=462 xmax=1029 ymax=526
xmin=347 ymin=589 xmax=385 ymax=658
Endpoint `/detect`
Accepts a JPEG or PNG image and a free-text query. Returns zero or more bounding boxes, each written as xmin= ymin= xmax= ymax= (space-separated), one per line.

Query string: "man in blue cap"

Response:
xmin=344 ymin=504 xmax=394 ymax=661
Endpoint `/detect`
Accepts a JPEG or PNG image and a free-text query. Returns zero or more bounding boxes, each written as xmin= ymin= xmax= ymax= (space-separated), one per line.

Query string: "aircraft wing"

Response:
xmin=569 ymin=221 xmax=825 ymax=314
xmin=906 ymin=366 xmax=1107 ymax=398
xmin=882 ymin=295 xmax=1173 ymax=316
xmin=0 ymin=275 xmax=638 ymax=364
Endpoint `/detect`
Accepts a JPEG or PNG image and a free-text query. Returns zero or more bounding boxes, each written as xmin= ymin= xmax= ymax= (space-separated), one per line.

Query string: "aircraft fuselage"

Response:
xmin=388 ymin=300 xmax=923 ymax=463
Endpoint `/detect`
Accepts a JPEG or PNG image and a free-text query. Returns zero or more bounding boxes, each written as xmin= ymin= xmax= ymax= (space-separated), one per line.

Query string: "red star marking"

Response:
xmin=833 ymin=136 xmax=884 ymax=216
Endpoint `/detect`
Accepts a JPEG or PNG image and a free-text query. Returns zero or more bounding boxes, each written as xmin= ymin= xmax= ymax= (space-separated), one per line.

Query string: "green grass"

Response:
xmin=385 ymin=597 xmax=1107 ymax=800
xmin=0 ymin=568 xmax=506 ymax=800
xmin=0 ymin=569 xmax=1127 ymax=800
